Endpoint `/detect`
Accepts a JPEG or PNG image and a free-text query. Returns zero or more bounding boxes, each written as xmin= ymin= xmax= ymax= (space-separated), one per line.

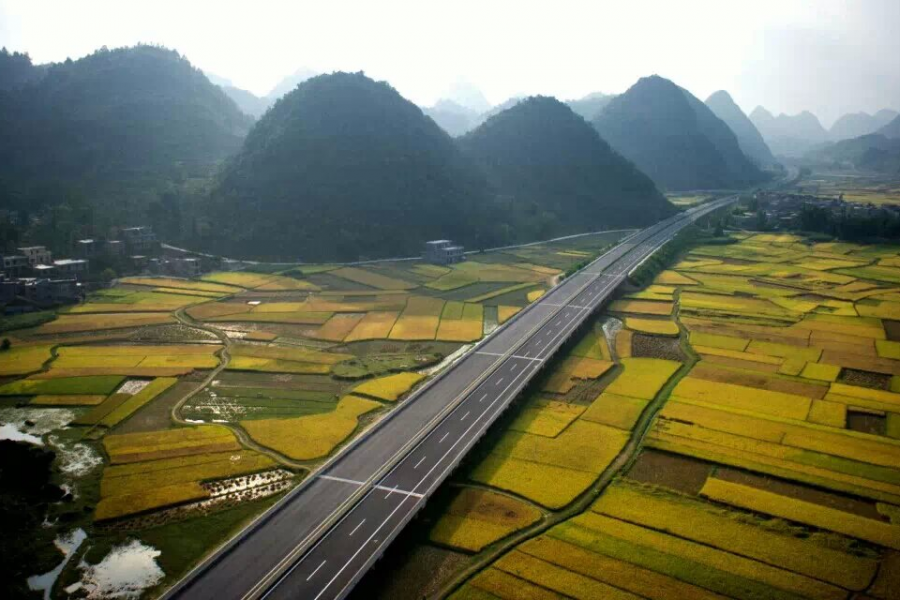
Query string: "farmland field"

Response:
xmin=0 ymin=229 xmax=628 ymax=597
xmin=364 ymin=225 xmax=900 ymax=600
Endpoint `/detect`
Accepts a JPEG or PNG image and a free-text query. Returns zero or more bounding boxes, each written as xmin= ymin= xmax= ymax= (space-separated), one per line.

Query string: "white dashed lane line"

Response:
xmin=349 ymin=520 xmax=366 ymax=537
xmin=306 ymin=560 xmax=326 ymax=581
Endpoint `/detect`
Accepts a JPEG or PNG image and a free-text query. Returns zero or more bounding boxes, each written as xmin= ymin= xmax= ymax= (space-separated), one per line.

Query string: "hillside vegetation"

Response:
xmin=460 ymin=96 xmax=674 ymax=234
xmin=200 ymin=72 xmax=500 ymax=261
xmin=198 ymin=75 xmax=681 ymax=261
xmin=593 ymin=75 xmax=766 ymax=191
xmin=705 ymin=90 xmax=777 ymax=167
xmin=0 ymin=45 xmax=252 ymax=240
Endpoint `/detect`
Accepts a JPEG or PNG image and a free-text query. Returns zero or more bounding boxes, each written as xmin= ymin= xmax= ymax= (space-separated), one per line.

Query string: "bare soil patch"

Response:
xmin=839 ymin=368 xmax=891 ymax=390
xmin=690 ymin=363 xmax=827 ymax=399
xmin=715 ymin=467 xmax=886 ymax=520
xmin=113 ymin=380 xmax=198 ymax=434
xmin=631 ymin=334 xmax=685 ymax=362
xmin=626 ymin=449 xmax=712 ymax=495
xmin=884 ymin=320 xmax=900 ymax=341
xmin=847 ymin=410 xmax=887 ymax=436
xmin=348 ymin=543 xmax=468 ymax=600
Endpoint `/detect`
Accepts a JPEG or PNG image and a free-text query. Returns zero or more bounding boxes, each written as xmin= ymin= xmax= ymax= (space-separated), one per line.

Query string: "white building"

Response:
xmin=53 ymin=258 xmax=89 ymax=278
xmin=17 ymin=245 xmax=53 ymax=266
xmin=424 ymin=240 xmax=465 ymax=265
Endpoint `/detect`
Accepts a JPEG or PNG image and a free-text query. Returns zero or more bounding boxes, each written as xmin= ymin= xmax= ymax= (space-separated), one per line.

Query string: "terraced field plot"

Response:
xmin=0 ymin=230 xmax=622 ymax=596
xmin=416 ymin=231 xmax=900 ymax=600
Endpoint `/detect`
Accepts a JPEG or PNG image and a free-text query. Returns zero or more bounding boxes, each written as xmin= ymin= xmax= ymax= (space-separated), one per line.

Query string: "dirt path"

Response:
xmin=170 ymin=308 xmax=311 ymax=471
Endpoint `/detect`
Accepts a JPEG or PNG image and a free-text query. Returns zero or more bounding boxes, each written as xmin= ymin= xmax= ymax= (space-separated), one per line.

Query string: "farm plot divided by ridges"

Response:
xmin=449 ymin=231 xmax=900 ymax=600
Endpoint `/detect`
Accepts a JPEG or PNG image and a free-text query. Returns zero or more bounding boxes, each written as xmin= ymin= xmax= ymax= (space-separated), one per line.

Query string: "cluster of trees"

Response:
xmin=797 ymin=204 xmax=900 ymax=241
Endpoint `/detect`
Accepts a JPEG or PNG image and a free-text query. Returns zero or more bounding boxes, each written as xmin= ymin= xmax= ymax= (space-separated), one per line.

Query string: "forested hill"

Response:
xmin=0 ymin=45 xmax=252 ymax=236
xmin=593 ymin=76 xmax=767 ymax=191
xmin=0 ymin=48 xmax=46 ymax=90
xmin=459 ymin=96 xmax=674 ymax=235
xmin=879 ymin=115 xmax=900 ymax=139
xmin=198 ymin=72 xmax=501 ymax=261
xmin=705 ymin=90 xmax=777 ymax=167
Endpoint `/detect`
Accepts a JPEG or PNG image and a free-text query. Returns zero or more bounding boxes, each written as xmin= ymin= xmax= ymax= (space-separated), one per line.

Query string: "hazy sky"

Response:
xmin=1 ymin=0 xmax=898 ymax=126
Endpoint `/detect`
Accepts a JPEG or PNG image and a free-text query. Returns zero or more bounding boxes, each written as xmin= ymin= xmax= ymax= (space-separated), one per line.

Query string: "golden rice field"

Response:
xmin=389 ymin=296 xmax=445 ymax=340
xmin=447 ymin=230 xmax=900 ymax=600
xmin=241 ymin=395 xmax=381 ymax=460
xmin=508 ymin=397 xmax=586 ymax=437
xmin=0 ymin=344 xmax=54 ymax=376
xmin=120 ymin=276 xmax=243 ymax=295
xmin=36 ymin=312 xmax=175 ymax=334
xmin=0 ymin=232 xmax=621 ymax=579
xmin=96 ymin=447 xmax=276 ymax=521
xmin=352 ymin=372 xmax=425 ymax=401
xmin=103 ymin=424 xmax=241 ymax=464
xmin=429 ymin=487 xmax=542 ymax=552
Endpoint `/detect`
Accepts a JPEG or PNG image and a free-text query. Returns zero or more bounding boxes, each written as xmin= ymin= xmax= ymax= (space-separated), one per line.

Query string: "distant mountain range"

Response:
xmin=424 ymin=92 xmax=615 ymax=138
xmin=705 ymin=91 xmax=777 ymax=168
xmin=593 ymin=75 xmax=767 ymax=191
xmin=806 ymin=114 xmax=900 ymax=173
xmin=209 ymin=68 xmax=319 ymax=119
xmin=443 ymin=81 xmax=492 ymax=113
xmin=422 ymin=100 xmax=480 ymax=137
xmin=879 ymin=114 xmax=900 ymax=139
xmin=566 ymin=92 xmax=616 ymax=121
xmin=196 ymin=73 xmax=675 ymax=261
xmin=749 ymin=107 xmax=830 ymax=157
xmin=749 ymin=106 xmax=898 ymax=157
xmin=13 ymin=43 xmax=876 ymax=261
xmin=829 ymin=110 xmax=898 ymax=141
xmin=812 ymin=134 xmax=900 ymax=173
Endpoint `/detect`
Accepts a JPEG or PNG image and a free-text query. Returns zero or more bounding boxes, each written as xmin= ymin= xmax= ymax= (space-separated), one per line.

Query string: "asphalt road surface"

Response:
xmin=166 ymin=196 xmax=736 ymax=600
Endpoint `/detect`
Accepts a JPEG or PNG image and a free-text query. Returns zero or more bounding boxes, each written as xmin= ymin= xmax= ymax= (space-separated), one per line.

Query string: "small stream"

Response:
xmin=27 ymin=529 xmax=88 ymax=600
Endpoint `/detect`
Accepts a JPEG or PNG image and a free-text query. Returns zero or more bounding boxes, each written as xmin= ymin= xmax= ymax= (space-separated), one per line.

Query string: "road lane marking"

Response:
xmin=349 ymin=520 xmax=366 ymax=537
xmin=320 ymin=474 xmax=425 ymax=499
xmin=511 ymin=363 xmax=519 ymax=372
xmin=374 ymin=485 xmax=423 ymax=499
xmin=439 ymin=432 xmax=449 ymax=443
xmin=307 ymin=560 xmax=326 ymax=581
xmin=476 ymin=351 xmax=543 ymax=363
xmin=496 ymin=377 xmax=505 ymax=386
xmin=414 ymin=455 xmax=427 ymax=469
xmin=319 ymin=474 xmax=365 ymax=487
xmin=479 ymin=393 xmax=487 ymax=402
xmin=308 ymin=357 xmax=571 ymax=596
xmin=461 ymin=411 xmax=470 ymax=421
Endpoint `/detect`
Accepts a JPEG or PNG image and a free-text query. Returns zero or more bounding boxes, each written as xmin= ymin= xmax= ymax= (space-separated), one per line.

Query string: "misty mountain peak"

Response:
xmin=444 ymin=81 xmax=491 ymax=113
xmin=750 ymin=106 xmax=775 ymax=122
xmin=706 ymin=90 xmax=777 ymax=167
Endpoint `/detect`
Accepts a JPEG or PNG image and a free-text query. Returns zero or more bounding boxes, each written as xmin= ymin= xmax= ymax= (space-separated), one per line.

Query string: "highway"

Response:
xmin=165 ymin=196 xmax=737 ymax=600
